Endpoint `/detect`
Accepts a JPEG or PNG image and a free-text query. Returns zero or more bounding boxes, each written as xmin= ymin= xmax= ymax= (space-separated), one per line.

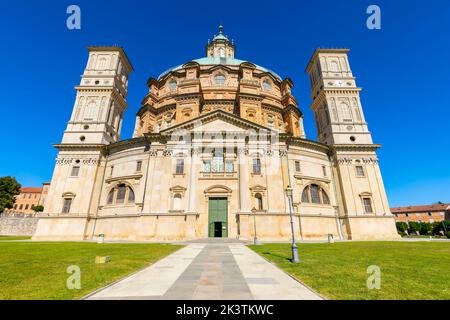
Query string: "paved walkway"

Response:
xmin=86 ymin=242 xmax=322 ymax=300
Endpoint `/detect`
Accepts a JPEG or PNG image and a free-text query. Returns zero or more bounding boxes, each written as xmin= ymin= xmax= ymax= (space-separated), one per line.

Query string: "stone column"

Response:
xmin=238 ymin=148 xmax=250 ymax=213
xmin=237 ymin=147 xmax=251 ymax=240
xmin=187 ymin=147 xmax=199 ymax=213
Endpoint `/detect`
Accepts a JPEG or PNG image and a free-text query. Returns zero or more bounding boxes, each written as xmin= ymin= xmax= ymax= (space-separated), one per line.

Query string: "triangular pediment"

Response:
xmin=160 ymin=110 xmax=271 ymax=135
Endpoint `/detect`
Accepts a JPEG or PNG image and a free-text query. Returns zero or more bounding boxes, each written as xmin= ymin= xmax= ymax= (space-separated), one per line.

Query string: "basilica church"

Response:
xmin=33 ymin=27 xmax=399 ymax=241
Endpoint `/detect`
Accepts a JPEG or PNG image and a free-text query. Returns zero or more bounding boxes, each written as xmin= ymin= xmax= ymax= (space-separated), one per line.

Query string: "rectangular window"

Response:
xmin=356 ymin=166 xmax=365 ymax=177
xmin=322 ymin=166 xmax=327 ymax=177
xmin=253 ymin=158 xmax=261 ymax=174
xmin=71 ymin=166 xmax=80 ymax=177
xmin=62 ymin=198 xmax=72 ymax=214
xmin=225 ymin=160 xmax=234 ymax=173
xmin=25 ymin=204 xmax=29 ymax=210
xmin=212 ymin=153 xmax=224 ymax=172
xmin=19 ymin=204 xmax=23 ymax=210
xmin=363 ymin=198 xmax=373 ymax=214
xmin=176 ymin=159 xmax=184 ymax=174
xmin=116 ymin=185 xmax=126 ymax=204
xmin=136 ymin=161 xmax=142 ymax=172
xmin=203 ymin=160 xmax=211 ymax=172
xmin=311 ymin=185 xmax=321 ymax=204
xmin=295 ymin=161 xmax=301 ymax=172
xmin=28 ymin=194 xmax=32 ymax=199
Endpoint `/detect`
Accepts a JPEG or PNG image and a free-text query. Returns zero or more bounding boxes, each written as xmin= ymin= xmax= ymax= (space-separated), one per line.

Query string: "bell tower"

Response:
xmin=62 ymin=46 xmax=133 ymax=145
xmin=306 ymin=49 xmax=399 ymax=240
xmin=36 ymin=47 xmax=133 ymax=231
xmin=306 ymin=49 xmax=372 ymax=146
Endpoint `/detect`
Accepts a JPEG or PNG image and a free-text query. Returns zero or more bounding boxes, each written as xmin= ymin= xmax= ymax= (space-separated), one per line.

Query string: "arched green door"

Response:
xmin=208 ymin=197 xmax=228 ymax=238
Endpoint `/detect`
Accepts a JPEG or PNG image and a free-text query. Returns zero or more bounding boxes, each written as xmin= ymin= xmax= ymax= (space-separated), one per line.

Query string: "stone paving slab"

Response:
xmin=229 ymin=244 xmax=323 ymax=300
xmin=86 ymin=242 xmax=322 ymax=300
xmin=87 ymin=244 xmax=205 ymax=299
xmin=163 ymin=244 xmax=253 ymax=300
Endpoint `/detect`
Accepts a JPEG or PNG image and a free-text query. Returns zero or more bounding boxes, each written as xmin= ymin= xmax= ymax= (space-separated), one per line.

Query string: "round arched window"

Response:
xmin=255 ymin=193 xmax=263 ymax=210
xmin=106 ymin=184 xmax=135 ymax=205
xmin=301 ymin=184 xmax=330 ymax=205
xmin=173 ymin=194 xmax=182 ymax=211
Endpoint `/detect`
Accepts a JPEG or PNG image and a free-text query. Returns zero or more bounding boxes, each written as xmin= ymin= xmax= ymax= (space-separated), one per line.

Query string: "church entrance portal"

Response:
xmin=208 ymin=198 xmax=228 ymax=238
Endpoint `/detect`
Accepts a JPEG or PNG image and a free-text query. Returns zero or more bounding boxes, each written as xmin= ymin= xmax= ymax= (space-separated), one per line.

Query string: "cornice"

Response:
xmin=203 ymin=99 xmax=235 ymax=106
xmin=105 ymin=173 xmax=143 ymax=184
xmin=174 ymin=93 xmax=203 ymax=102
xmin=282 ymin=105 xmax=303 ymax=117
xmin=160 ymin=109 xmax=272 ymax=134
xmin=136 ymin=104 xmax=158 ymax=117
xmin=332 ymin=144 xmax=381 ymax=152
xmin=321 ymin=87 xmax=362 ymax=94
xmin=53 ymin=144 xmax=105 ymax=152
xmin=106 ymin=136 xmax=149 ymax=154
xmin=294 ymin=174 xmax=331 ymax=183
xmin=283 ymin=135 xmax=330 ymax=154
xmin=237 ymin=93 xmax=263 ymax=102
xmin=261 ymin=104 xmax=283 ymax=113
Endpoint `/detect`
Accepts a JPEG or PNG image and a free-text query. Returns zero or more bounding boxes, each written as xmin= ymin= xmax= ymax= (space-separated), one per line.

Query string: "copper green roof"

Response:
xmin=158 ymin=57 xmax=281 ymax=80
xmin=157 ymin=25 xmax=282 ymax=80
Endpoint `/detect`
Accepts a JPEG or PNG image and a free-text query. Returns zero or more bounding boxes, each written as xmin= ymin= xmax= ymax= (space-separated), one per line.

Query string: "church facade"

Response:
xmin=33 ymin=27 xmax=399 ymax=241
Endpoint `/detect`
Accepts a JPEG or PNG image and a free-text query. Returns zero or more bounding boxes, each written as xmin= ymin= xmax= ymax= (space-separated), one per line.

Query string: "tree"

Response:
xmin=32 ymin=205 xmax=44 ymax=213
xmin=419 ymin=222 xmax=432 ymax=235
xmin=408 ymin=222 xmax=421 ymax=235
xmin=396 ymin=222 xmax=408 ymax=235
xmin=432 ymin=221 xmax=450 ymax=236
xmin=0 ymin=177 xmax=21 ymax=213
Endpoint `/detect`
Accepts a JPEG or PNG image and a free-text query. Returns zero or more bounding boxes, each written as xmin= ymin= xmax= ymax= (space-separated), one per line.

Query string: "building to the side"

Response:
xmin=33 ymin=26 xmax=399 ymax=241
xmin=391 ymin=203 xmax=450 ymax=224
xmin=5 ymin=185 xmax=49 ymax=215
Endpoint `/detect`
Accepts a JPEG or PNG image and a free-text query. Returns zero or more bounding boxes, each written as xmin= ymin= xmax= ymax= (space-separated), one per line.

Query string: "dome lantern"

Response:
xmin=206 ymin=25 xmax=235 ymax=59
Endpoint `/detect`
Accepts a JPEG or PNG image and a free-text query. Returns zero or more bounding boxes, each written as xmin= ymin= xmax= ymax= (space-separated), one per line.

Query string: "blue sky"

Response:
xmin=0 ymin=0 xmax=449 ymax=207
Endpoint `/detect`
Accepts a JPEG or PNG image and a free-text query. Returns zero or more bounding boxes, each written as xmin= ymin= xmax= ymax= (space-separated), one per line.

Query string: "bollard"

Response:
xmin=97 ymin=234 xmax=105 ymax=244
xmin=328 ymin=233 xmax=334 ymax=244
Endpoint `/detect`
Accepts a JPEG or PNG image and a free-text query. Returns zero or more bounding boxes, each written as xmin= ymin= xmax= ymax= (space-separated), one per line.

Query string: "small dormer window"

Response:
xmin=214 ymin=73 xmax=226 ymax=86
xmin=262 ymin=79 xmax=272 ymax=91
xmin=168 ymin=79 xmax=177 ymax=91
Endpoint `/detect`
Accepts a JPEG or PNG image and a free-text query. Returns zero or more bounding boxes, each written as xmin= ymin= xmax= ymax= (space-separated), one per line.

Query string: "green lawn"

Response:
xmin=0 ymin=242 xmax=182 ymax=300
xmin=250 ymin=242 xmax=450 ymax=300
xmin=0 ymin=236 xmax=32 ymax=241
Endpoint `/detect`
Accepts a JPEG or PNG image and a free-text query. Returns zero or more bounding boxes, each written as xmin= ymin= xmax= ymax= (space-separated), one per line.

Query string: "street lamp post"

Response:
xmin=252 ymin=207 xmax=259 ymax=245
xmin=286 ymin=185 xmax=300 ymax=263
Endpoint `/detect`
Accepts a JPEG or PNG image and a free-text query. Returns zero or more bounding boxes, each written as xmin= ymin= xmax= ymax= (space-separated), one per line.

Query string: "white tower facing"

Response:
xmin=38 ymin=47 xmax=133 ymax=223
xmin=306 ymin=49 xmax=372 ymax=146
xmin=62 ymin=46 xmax=133 ymax=145
xmin=305 ymin=49 xmax=398 ymax=240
